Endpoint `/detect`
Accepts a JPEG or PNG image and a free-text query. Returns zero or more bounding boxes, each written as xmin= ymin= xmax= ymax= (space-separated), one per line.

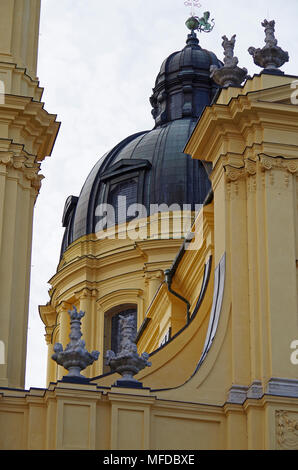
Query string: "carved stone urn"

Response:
xmin=105 ymin=314 xmax=151 ymax=387
xmin=248 ymin=19 xmax=289 ymax=71
xmin=52 ymin=306 xmax=99 ymax=382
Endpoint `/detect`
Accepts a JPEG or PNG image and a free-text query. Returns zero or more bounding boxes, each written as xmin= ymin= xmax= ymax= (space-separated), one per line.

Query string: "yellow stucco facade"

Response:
xmin=0 ymin=0 xmax=298 ymax=451
xmin=0 ymin=0 xmax=59 ymax=390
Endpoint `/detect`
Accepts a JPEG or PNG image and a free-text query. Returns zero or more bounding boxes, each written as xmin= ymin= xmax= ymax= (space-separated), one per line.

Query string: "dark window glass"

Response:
xmin=108 ymin=178 xmax=138 ymax=224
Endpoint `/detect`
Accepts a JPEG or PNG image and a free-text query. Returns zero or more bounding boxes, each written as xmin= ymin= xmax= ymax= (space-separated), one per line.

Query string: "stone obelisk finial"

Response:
xmin=210 ymin=34 xmax=248 ymax=87
xmin=248 ymin=20 xmax=289 ymax=72
xmin=52 ymin=306 xmax=99 ymax=382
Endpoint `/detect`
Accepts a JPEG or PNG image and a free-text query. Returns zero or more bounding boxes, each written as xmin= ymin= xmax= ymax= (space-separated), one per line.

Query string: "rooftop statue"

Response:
xmin=262 ymin=19 xmax=278 ymax=47
xmin=248 ymin=19 xmax=289 ymax=71
xmin=197 ymin=11 xmax=215 ymax=32
xmin=210 ymin=34 xmax=248 ymax=87
xmin=222 ymin=34 xmax=238 ymax=67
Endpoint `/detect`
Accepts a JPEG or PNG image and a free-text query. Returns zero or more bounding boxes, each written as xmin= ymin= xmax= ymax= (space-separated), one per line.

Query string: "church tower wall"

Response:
xmin=0 ymin=0 xmax=59 ymax=388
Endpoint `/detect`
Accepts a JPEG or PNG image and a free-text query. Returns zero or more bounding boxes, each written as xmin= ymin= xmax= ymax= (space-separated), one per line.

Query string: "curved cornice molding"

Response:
xmin=2 ymin=95 xmax=60 ymax=160
xmin=96 ymin=288 xmax=144 ymax=313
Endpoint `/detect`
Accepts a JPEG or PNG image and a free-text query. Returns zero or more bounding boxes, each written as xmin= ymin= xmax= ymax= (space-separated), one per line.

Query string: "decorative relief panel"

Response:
xmin=276 ymin=410 xmax=298 ymax=450
xmin=224 ymin=166 xmax=245 ymax=183
xmin=224 ymin=166 xmax=244 ymax=199
xmin=259 ymin=155 xmax=298 ymax=175
xmin=224 ymin=155 xmax=298 ymax=195
xmin=245 ymin=159 xmax=257 ymax=177
xmin=247 ymin=175 xmax=257 ymax=193
xmin=259 ymin=155 xmax=298 ymax=189
xmin=0 ymin=147 xmax=43 ymax=193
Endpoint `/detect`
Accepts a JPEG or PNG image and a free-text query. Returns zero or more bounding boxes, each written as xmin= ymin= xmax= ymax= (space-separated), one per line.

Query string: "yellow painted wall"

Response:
xmin=0 ymin=0 xmax=59 ymax=389
xmin=0 ymin=381 xmax=297 ymax=450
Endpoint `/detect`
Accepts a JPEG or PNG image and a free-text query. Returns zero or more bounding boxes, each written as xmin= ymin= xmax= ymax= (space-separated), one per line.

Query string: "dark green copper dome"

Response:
xmin=61 ymin=30 xmax=222 ymax=255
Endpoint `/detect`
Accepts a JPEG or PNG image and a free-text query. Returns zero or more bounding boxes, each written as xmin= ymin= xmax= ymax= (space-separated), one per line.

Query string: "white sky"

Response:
xmin=25 ymin=0 xmax=298 ymax=389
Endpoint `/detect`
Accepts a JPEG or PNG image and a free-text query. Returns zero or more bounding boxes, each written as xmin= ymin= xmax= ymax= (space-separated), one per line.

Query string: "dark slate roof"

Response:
xmin=60 ymin=30 xmax=221 ymax=256
xmin=150 ymin=30 xmax=222 ymax=127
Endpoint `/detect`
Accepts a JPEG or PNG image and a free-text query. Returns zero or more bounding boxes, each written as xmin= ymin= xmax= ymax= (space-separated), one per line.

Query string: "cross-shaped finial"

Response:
xmin=184 ymin=0 xmax=201 ymax=17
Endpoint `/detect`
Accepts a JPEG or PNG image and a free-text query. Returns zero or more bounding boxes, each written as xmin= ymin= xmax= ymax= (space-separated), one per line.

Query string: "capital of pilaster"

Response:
xmin=56 ymin=301 xmax=72 ymax=315
xmin=75 ymin=287 xmax=99 ymax=301
xmin=224 ymin=165 xmax=246 ymax=182
xmin=39 ymin=304 xmax=59 ymax=346
xmin=0 ymin=143 xmax=45 ymax=195
xmin=223 ymin=162 xmax=256 ymax=181
xmin=218 ymin=153 xmax=298 ymax=186
xmin=44 ymin=325 xmax=55 ymax=346
xmin=259 ymin=154 xmax=298 ymax=174
xmin=143 ymin=269 xmax=164 ymax=282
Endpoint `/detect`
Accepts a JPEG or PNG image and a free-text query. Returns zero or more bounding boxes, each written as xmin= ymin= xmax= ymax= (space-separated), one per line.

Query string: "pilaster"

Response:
xmin=56 ymin=302 xmax=71 ymax=381
xmin=75 ymin=288 xmax=99 ymax=378
xmin=0 ymin=0 xmax=41 ymax=80
xmin=143 ymin=269 xmax=164 ymax=307
xmin=95 ymin=302 xmax=105 ymax=377
xmin=39 ymin=304 xmax=58 ymax=386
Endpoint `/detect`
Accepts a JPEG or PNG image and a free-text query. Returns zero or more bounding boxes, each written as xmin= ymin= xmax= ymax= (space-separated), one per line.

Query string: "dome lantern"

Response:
xmin=150 ymin=24 xmax=221 ymax=128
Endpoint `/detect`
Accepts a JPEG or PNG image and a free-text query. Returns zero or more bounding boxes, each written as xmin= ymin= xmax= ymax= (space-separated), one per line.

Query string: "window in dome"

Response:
xmin=95 ymin=159 xmax=151 ymax=232
xmin=108 ymin=178 xmax=138 ymax=224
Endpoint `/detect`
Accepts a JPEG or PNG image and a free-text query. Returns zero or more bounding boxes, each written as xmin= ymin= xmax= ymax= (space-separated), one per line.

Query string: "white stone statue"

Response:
xmin=248 ymin=19 xmax=289 ymax=71
xmin=210 ymin=34 xmax=248 ymax=88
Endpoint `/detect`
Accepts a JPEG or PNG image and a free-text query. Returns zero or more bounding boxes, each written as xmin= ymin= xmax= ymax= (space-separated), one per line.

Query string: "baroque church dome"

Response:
xmin=61 ymin=29 xmax=222 ymax=255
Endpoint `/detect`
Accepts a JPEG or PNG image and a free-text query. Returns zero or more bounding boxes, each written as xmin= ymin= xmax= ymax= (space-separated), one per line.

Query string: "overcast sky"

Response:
xmin=25 ymin=0 xmax=298 ymax=389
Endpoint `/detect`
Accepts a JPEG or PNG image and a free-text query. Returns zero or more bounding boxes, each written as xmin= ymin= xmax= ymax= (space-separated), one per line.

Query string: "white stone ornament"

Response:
xmin=52 ymin=306 xmax=99 ymax=381
xmin=105 ymin=314 xmax=151 ymax=387
xmin=210 ymin=34 xmax=248 ymax=87
xmin=248 ymin=19 xmax=289 ymax=71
